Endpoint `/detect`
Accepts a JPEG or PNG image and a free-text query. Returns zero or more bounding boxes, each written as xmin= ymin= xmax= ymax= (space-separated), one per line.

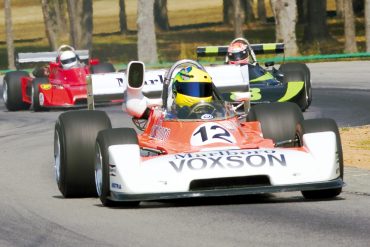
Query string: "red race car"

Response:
xmin=2 ymin=45 xmax=116 ymax=111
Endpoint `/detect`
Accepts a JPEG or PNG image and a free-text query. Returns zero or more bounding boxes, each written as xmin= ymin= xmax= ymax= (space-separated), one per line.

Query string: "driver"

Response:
xmin=59 ymin=50 xmax=80 ymax=69
xmin=226 ymin=39 xmax=250 ymax=65
xmin=171 ymin=66 xmax=214 ymax=118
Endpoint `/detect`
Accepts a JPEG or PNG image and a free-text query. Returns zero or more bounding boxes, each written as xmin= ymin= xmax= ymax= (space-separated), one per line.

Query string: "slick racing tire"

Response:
xmin=247 ymin=102 xmax=303 ymax=147
xmin=95 ymin=128 xmax=140 ymax=207
xmin=3 ymin=71 xmax=30 ymax=111
xmin=54 ymin=110 xmax=112 ymax=197
xmin=299 ymin=118 xmax=343 ymax=199
xmin=31 ymin=77 xmax=49 ymax=112
xmin=279 ymin=63 xmax=312 ymax=111
xmin=91 ymin=62 xmax=116 ymax=74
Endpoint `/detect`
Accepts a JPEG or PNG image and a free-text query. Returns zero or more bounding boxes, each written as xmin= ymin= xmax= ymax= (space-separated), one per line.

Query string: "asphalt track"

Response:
xmin=0 ymin=61 xmax=369 ymax=247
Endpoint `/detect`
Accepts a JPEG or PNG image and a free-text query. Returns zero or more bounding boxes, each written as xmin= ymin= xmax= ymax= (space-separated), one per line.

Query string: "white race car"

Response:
xmin=54 ymin=59 xmax=343 ymax=207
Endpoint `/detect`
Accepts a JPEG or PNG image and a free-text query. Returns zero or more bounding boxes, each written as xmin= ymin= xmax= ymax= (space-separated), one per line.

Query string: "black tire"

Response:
xmin=279 ymin=63 xmax=312 ymax=111
xmin=96 ymin=128 xmax=140 ymax=207
xmin=300 ymin=118 xmax=343 ymax=199
xmin=91 ymin=62 xmax=115 ymax=74
xmin=31 ymin=77 xmax=49 ymax=111
xmin=54 ymin=110 xmax=112 ymax=198
xmin=247 ymin=102 xmax=303 ymax=146
xmin=3 ymin=71 xmax=30 ymax=111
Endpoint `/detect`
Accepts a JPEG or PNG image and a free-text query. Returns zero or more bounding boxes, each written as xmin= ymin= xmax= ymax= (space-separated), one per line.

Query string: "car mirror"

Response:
xmin=127 ymin=61 xmax=145 ymax=89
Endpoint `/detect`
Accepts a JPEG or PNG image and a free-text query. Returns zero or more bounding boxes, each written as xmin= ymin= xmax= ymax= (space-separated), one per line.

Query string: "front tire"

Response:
xmin=279 ymin=63 xmax=312 ymax=111
xmin=300 ymin=118 xmax=343 ymax=199
xmin=31 ymin=77 xmax=49 ymax=111
xmin=54 ymin=110 xmax=112 ymax=197
xmin=247 ymin=102 xmax=303 ymax=146
xmin=3 ymin=71 xmax=30 ymax=111
xmin=91 ymin=62 xmax=116 ymax=74
xmin=95 ymin=128 xmax=140 ymax=207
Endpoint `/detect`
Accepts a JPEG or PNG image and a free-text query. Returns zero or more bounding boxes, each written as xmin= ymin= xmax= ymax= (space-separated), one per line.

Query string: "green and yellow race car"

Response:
xmin=197 ymin=38 xmax=312 ymax=111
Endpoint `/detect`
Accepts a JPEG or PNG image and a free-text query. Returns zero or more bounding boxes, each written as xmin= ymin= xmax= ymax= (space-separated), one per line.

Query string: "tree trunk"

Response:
xmin=243 ymin=0 xmax=255 ymax=23
xmin=297 ymin=0 xmax=308 ymax=24
xmin=223 ymin=0 xmax=234 ymax=25
xmin=366 ymin=0 xmax=370 ymax=52
xmin=41 ymin=0 xmax=58 ymax=50
xmin=54 ymin=0 xmax=67 ymax=37
xmin=303 ymin=0 xmax=331 ymax=42
xmin=119 ymin=0 xmax=128 ymax=34
xmin=137 ymin=0 xmax=158 ymax=63
xmin=234 ymin=0 xmax=244 ymax=38
xmin=154 ymin=0 xmax=170 ymax=31
xmin=344 ymin=0 xmax=358 ymax=52
xmin=271 ymin=0 xmax=298 ymax=56
xmin=4 ymin=0 xmax=15 ymax=69
xmin=257 ymin=0 xmax=267 ymax=22
xmin=66 ymin=0 xmax=93 ymax=50
xmin=336 ymin=0 xmax=344 ymax=18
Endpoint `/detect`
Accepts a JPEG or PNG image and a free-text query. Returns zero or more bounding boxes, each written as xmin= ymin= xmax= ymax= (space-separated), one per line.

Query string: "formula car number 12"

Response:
xmin=191 ymin=123 xmax=236 ymax=146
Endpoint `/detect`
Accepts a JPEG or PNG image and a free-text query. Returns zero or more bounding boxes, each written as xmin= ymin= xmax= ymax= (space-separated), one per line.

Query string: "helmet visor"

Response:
xmin=175 ymin=82 xmax=213 ymax=98
xmin=228 ymin=50 xmax=248 ymax=61
xmin=61 ymin=57 xmax=77 ymax=65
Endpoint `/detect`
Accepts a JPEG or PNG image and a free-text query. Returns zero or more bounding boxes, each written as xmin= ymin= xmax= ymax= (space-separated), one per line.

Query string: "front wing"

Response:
xmin=107 ymin=132 xmax=343 ymax=202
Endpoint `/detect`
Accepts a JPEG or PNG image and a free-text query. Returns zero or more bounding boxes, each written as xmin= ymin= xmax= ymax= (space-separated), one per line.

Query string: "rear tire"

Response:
xmin=54 ymin=110 xmax=112 ymax=197
xmin=300 ymin=118 xmax=343 ymax=199
xmin=31 ymin=77 xmax=49 ymax=111
xmin=3 ymin=71 xmax=30 ymax=111
xmin=247 ymin=102 xmax=303 ymax=146
xmin=279 ymin=63 xmax=312 ymax=111
xmin=91 ymin=62 xmax=115 ymax=74
xmin=95 ymin=128 xmax=140 ymax=207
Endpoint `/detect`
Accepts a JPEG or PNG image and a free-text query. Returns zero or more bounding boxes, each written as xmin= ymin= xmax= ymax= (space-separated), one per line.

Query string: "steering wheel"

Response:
xmin=187 ymin=102 xmax=217 ymax=119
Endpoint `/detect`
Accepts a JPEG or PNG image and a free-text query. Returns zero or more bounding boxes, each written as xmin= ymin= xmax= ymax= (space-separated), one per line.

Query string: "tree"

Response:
xmin=336 ymin=0 xmax=344 ymax=18
xmin=365 ymin=0 xmax=370 ymax=52
xmin=271 ymin=0 xmax=298 ymax=56
xmin=223 ymin=0 xmax=234 ymax=25
xmin=4 ymin=0 xmax=15 ymax=69
xmin=303 ymin=0 xmax=331 ymax=42
xmin=41 ymin=0 xmax=58 ymax=50
xmin=154 ymin=0 xmax=170 ymax=31
xmin=257 ymin=0 xmax=267 ymax=22
xmin=66 ymin=0 xmax=93 ymax=50
xmin=344 ymin=0 xmax=358 ymax=52
xmin=137 ymin=0 xmax=158 ymax=63
xmin=242 ymin=0 xmax=255 ymax=23
xmin=297 ymin=0 xmax=308 ymax=24
xmin=234 ymin=0 xmax=244 ymax=38
xmin=119 ymin=0 xmax=128 ymax=34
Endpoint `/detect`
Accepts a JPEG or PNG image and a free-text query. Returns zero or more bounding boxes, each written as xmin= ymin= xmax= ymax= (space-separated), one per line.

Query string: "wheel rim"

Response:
xmin=3 ymin=81 xmax=8 ymax=103
xmin=95 ymin=143 xmax=103 ymax=197
xmin=54 ymin=130 xmax=61 ymax=184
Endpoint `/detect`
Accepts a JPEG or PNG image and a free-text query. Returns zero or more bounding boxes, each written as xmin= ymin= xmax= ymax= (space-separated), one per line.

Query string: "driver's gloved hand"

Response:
xmin=177 ymin=106 xmax=190 ymax=119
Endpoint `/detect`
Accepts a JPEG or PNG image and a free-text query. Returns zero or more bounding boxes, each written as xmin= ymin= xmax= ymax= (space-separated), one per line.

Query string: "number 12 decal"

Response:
xmin=191 ymin=123 xmax=236 ymax=146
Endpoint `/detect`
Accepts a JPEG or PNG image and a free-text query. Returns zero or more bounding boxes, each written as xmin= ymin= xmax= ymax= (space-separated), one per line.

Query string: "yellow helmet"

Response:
xmin=173 ymin=66 xmax=213 ymax=108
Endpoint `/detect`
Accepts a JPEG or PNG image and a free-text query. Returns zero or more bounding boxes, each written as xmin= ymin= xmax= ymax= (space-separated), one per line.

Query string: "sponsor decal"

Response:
xmin=116 ymin=77 xmax=124 ymax=87
xmin=191 ymin=122 xmax=236 ymax=146
xmin=144 ymin=74 xmax=164 ymax=85
xmin=201 ymin=114 xmax=214 ymax=120
xmin=109 ymin=164 xmax=116 ymax=176
xmin=40 ymin=84 xmax=52 ymax=90
xmin=112 ymin=183 xmax=122 ymax=189
xmin=150 ymin=124 xmax=171 ymax=141
xmin=169 ymin=150 xmax=286 ymax=173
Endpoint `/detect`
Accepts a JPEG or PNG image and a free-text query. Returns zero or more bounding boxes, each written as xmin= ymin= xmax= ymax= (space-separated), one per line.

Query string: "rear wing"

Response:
xmin=16 ymin=50 xmax=89 ymax=66
xmin=196 ymin=43 xmax=284 ymax=57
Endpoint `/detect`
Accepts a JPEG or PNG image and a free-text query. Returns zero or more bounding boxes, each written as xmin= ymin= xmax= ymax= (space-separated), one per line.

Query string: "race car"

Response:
xmin=54 ymin=59 xmax=343 ymax=207
xmin=196 ymin=38 xmax=312 ymax=111
xmin=2 ymin=45 xmax=116 ymax=111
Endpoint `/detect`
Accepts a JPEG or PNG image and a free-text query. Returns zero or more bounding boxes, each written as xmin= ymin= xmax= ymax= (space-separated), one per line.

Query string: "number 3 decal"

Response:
xmin=191 ymin=123 xmax=236 ymax=146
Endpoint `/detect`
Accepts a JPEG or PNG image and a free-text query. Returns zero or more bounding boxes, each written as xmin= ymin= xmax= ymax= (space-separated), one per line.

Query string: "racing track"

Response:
xmin=0 ymin=61 xmax=369 ymax=247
